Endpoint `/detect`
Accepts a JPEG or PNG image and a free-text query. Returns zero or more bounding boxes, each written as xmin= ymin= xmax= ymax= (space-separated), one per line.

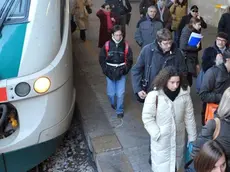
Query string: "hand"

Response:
xmin=196 ymin=15 xmax=200 ymax=19
xmin=196 ymin=65 xmax=200 ymax=75
xmin=196 ymin=41 xmax=201 ymax=48
xmin=187 ymin=142 xmax=193 ymax=153
xmin=138 ymin=90 xmax=147 ymax=100
xmin=111 ymin=17 xmax=115 ymax=22
xmin=140 ymin=14 xmax=143 ymax=18
xmin=216 ymin=53 xmax=223 ymax=61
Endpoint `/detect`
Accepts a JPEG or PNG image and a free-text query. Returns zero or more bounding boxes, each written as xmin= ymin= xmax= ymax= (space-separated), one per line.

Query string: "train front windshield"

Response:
xmin=0 ymin=0 xmax=30 ymax=28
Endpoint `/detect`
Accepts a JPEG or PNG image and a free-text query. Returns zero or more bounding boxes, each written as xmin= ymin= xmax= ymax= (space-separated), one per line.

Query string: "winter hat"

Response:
xmin=217 ymin=32 xmax=228 ymax=41
xmin=190 ymin=5 xmax=198 ymax=11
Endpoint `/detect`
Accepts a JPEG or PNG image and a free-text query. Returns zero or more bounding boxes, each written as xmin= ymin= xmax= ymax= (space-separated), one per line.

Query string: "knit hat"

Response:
xmin=217 ymin=32 xmax=228 ymax=41
xmin=190 ymin=5 xmax=198 ymax=11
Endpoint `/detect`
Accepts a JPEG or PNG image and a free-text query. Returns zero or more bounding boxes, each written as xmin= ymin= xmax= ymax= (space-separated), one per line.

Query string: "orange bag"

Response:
xmin=205 ymin=103 xmax=218 ymax=124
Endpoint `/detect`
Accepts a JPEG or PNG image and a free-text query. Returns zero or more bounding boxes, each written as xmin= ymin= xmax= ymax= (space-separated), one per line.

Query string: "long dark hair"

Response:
xmin=175 ymin=0 xmax=187 ymax=6
xmin=194 ymin=140 xmax=226 ymax=172
xmin=152 ymin=66 xmax=188 ymax=91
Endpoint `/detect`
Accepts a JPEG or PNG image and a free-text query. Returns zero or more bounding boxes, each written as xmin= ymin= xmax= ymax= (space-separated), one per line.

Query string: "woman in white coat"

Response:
xmin=142 ymin=66 xmax=197 ymax=172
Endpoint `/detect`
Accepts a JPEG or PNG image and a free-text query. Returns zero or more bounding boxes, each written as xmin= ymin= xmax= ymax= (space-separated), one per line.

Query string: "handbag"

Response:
xmin=85 ymin=5 xmax=92 ymax=14
xmin=205 ymin=103 xmax=218 ymax=124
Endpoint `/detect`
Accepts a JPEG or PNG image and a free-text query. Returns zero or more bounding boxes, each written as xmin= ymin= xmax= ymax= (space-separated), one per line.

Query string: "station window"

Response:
xmin=0 ymin=0 xmax=30 ymax=25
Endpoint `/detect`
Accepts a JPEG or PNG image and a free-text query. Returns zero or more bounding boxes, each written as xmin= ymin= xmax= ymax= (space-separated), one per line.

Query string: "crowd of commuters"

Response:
xmin=71 ymin=0 xmax=230 ymax=171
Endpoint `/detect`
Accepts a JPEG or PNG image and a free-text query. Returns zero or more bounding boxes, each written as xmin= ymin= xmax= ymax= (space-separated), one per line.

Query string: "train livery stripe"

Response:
xmin=0 ymin=23 xmax=27 ymax=79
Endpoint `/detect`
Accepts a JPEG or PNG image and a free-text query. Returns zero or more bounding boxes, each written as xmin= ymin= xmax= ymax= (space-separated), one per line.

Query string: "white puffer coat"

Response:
xmin=142 ymin=88 xmax=197 ymax=172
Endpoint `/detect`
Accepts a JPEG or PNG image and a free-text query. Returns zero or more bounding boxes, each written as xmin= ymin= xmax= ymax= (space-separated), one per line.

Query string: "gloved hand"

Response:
xmin=187 ymin=141 xmax=193 ymax=154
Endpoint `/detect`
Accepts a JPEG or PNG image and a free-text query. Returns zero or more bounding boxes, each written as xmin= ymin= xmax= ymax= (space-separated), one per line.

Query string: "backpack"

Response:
xmin=105 ymin=41 xmax=129 ymax=64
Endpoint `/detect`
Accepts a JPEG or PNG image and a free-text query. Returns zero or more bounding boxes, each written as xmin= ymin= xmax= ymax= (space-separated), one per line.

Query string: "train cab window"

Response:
xmin=0 ymin=0 xmax=30 ymax=25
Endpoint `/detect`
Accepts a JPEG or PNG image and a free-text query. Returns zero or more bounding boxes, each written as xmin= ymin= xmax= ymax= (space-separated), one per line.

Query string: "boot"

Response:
xmin=80 ymin=29 xmax=86 ymax=41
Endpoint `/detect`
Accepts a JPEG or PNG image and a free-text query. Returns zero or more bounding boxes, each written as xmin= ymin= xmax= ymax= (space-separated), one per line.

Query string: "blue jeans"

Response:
xmin=106 ymin=76 xmax=126 ymax=114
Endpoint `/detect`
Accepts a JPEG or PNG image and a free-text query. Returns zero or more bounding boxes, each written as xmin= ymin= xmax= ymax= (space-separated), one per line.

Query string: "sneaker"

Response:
xmin=117 ymin=113 xmax=124 ymax=118
xmin=111 ymin=104 xmax=115 ymax=110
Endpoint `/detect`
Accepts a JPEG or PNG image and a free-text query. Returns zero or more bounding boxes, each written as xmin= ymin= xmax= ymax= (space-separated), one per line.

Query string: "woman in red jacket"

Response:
xmin=96 ymin=3 xmax=118 ymax=48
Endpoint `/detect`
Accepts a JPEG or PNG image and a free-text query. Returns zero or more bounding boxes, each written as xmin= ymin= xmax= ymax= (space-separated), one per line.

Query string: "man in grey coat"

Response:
xmin=135 ymin=6 xmax=163 ymax=48
xmin=131 ymin=28 xmax=187 ymax=102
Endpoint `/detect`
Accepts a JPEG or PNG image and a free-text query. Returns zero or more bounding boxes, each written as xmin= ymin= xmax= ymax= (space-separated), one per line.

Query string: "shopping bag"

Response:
xmin=205 ymin=103 xmax=218 ymax=124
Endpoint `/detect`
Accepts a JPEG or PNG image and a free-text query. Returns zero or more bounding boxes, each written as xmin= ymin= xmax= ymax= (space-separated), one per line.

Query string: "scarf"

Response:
xmin=112 ymin=36 xmax=123 ymax=45
xmin=157 ymin=3 xmax=165 ymax=22
xmin=103 ymin=11 xmax=113 ymax=31
xmin=122 ymin=0 xmax=128 ymax=9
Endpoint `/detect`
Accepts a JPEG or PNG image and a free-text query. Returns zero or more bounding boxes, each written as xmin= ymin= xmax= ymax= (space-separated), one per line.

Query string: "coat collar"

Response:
xmin=158 ymin=87 xmax=190 ymax=99
xmin=151 ymin=40 xmax=178 ymax=55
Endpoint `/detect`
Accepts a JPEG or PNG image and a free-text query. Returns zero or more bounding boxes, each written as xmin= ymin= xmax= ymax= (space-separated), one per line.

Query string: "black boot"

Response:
xmin=80 ymin=29 xmax=86 ymax=41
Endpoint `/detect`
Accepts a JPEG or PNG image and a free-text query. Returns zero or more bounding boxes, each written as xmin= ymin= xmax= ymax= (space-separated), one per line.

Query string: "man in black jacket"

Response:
xmin=99 ymin=25 xmax=133 ymax=118
xmin=199 ymin=50 xmax=230 ymax=124
xmin=131 ymin=28 xmax=187 ymax=102
xmin=218 ymin=7 xmax=230 ymax=42
xmin=202 ymin=32 xmax=229 ymax=73
xmin=177 ymin=5 xmax=207 ymax=42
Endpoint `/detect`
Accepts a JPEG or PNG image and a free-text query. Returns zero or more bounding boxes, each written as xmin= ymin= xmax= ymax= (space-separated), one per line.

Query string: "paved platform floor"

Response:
xmin=72 ymin=1 xmax=218 ymax=172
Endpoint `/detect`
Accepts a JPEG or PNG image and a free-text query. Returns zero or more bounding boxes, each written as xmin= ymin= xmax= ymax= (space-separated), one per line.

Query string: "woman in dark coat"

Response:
xmin=96 ymin=3 xmax=118 ymax=48
xmin=179 ymin=17 xmax=202 ymax=86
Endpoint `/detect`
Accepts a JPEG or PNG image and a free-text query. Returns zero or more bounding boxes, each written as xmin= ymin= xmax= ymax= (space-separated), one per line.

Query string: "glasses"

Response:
xmin=192 ymin=10 xmax=198 ymax=13
xmin=160 ymin=41 xmax=173 ymax=46
xmin=216 ymin=38 xmax=227 ymax=42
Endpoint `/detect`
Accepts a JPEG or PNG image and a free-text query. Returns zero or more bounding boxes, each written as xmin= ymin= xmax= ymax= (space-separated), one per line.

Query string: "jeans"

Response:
xmin=106 ymin=76 xmax=126 ymax=114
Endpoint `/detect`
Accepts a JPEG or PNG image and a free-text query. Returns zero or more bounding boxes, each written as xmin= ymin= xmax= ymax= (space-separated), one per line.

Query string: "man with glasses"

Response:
xmin=202 ymin=32 xmax=229 ymax=73
xmin=131 ymin=28 xmax=187 ymax=102
xmin=177 ymin=5 xmax=207 ymax=42
xmin=99 ymin=25 xmax=133 ymax=118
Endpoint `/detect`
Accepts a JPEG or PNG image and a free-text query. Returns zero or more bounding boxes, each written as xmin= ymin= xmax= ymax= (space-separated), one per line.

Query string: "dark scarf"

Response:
xmin=164 ymin=86 xmax=180 ymax=101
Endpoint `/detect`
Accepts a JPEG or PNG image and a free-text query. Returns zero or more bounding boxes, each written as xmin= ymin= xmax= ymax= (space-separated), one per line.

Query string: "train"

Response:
xmin=0 ymin=0 xmax=75 ymax=171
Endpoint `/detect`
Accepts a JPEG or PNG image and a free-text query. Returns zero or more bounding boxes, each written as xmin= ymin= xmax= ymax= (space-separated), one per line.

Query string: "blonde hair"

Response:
xmin=217 ymin=87 xmax=230 ymax=119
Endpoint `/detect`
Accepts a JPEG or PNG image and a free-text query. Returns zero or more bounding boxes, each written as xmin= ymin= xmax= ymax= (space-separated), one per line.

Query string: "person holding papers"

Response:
xmin=180 ymin=17 xmax=202 ymax=86
xmin=177 ymin=5 xmax=207 ymax=43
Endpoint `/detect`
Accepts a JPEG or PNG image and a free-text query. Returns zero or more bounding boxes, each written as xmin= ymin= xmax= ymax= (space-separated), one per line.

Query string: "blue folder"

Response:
xmin=188 ymin=32 xmax=203 ymax=47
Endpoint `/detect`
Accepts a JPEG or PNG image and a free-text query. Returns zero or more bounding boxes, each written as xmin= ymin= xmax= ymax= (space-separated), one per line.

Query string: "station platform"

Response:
xmin=72 ymin=1 xmax=218 ymax=171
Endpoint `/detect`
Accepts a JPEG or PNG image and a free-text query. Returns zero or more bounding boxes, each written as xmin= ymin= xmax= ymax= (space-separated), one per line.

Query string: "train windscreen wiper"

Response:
xmin=0 ymin=0 xmax=15 ymax=37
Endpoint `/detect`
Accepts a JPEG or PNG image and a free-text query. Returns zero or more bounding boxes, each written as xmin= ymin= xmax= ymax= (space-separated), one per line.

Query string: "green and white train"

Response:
xmin=0 ymin=0 xmax=75 ymax=171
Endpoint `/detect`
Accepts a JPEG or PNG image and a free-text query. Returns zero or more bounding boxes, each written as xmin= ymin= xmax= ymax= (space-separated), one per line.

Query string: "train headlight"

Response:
xmin=34 ymin=77 xmax=51 ymax=94
xmin=15 ymin=82 xmax=31 ymax=97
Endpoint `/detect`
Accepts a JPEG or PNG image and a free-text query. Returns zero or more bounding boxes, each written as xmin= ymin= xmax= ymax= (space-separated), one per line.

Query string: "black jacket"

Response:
xmin=180 ymin=25 xmax=201 ymax=74
xmin=178 ymin=13 xmax=207 ymax=40
xmin=192 ymin=118 xmax=230 ymax=170
xmin=199 ymin=63 xmax=230 ymax=104
xmin=139 ymin=0 xmax=155 ymax=15
xmin=131 ymin=41 xmax=187 ymax=94
xmin=218 ymin=13 xmax=230 ymax=42
xmin=99 ymin=39 xmax=133 ymax=81
xmin=201 ymin=43 xmax=228 ymax=72
xmin=106 ymin=0 xmax=132 ymax=16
